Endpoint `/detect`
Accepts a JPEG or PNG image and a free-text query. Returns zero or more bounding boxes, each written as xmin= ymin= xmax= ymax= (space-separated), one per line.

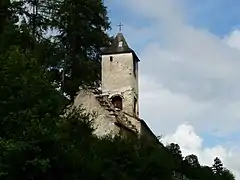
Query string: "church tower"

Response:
xmin=101 ymin=32 xmax=140 ymax=117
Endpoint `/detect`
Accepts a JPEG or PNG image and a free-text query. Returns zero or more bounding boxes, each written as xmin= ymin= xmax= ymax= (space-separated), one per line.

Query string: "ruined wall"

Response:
xmin=74 ymin=90 xmax=120 ymax=137
xmin=74 ymin=89 xmax=141 ymax=138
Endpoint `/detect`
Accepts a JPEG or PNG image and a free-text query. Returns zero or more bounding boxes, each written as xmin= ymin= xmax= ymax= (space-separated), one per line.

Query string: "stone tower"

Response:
xmin=74 ymin=32 xmax=157 ymax=141
xmin=101 ymin=32 xmax=140 ymax=117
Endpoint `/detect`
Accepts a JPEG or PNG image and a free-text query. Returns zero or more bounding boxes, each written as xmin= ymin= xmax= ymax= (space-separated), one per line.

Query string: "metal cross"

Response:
xmin=117 ymin=22 xmax=123 ymax=32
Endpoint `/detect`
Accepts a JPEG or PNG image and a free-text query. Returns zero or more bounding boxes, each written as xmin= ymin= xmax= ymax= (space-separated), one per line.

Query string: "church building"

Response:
xmin=74 ymin=32 xmax=157 ymax=142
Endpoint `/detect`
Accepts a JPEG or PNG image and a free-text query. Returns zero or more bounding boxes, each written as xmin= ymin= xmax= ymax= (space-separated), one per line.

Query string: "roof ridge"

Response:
xmin=102 ymin=32 xmax=133 ymax=55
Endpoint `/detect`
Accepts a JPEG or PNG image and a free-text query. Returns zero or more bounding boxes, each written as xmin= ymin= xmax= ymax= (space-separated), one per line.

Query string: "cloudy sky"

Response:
xmin=105 ymin=0 xmax=240 ymax=179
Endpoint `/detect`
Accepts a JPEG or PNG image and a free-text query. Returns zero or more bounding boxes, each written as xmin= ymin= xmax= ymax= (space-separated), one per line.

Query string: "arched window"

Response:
xmin=111 ymin=95 xmax=123 ymax=110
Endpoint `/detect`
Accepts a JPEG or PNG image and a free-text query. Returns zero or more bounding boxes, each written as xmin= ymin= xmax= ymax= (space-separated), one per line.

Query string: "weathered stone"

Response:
xmin=73 ymin=32 xmax=157 ymax=142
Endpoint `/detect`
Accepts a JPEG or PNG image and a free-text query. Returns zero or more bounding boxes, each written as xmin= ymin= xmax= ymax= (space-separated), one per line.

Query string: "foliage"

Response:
xmin=0 ymin=0 xmax=236 ymax=180
xmin=185 ymin=154 xmax=200 ymax=168
xmin=0 ymin=48 xmax=172 ymax=180
xmin=1 ymin=0 xmax=111 ymax=101
xmin=213 ymin=157 xmax=224 ymax=175
xmin=50 ymin=0 xmax=111 ymax=100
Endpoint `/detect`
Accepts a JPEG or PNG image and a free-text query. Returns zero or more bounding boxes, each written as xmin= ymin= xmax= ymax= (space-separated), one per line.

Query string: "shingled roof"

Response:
xmin=102 ymin=32 xmax=140 ymax=61
xmin=102 ymin=32 xmax=132 ymax=54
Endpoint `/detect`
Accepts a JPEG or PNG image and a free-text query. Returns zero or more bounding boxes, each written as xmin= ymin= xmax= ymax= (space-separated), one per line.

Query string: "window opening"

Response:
xmin=133 ymin=60 xmax=137 ymax=77
xmin=110 ymin=56 xmax=113 ymax=62
xmin=111 ymin=96 xmax=123 ymax=110
xmin=118 ymin=41 xmax=123 ymax=47
xmin=133 ymin=97 xmax=137 ymax=114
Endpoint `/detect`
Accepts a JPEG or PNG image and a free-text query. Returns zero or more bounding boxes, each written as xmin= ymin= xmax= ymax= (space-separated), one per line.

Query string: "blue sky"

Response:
xmin=107 ymin=0 xmax=240 ymax=37
xmin=185 ymin=0 xmax=240 ymax=36
xmin=105 ymin=0 xmax=240 ymax=178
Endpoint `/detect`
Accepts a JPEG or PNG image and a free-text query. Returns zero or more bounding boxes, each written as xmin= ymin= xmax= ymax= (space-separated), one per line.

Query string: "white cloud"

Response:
xmin=112 ymin=0 xmax=240 ymax=178
xmin=139 ymin=75 xmax=211 ymax=135
xmin=118 ymin=0 xmax=240 ymax=134
xmin=224 ymin=29 xmax=240 ymax=50
xmin=162 ymin=124 xmax=240 ymax=179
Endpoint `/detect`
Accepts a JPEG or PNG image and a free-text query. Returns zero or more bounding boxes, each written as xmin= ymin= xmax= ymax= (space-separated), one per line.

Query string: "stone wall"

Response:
xmin=74 ymin=89 xmax=120 ymax=137
xmin=101 ymin=53 xmax=139 ymax=116
xmin=101 ymin=53 xmax=138 ymax=94
xmin=74 ymin=89 xmax=158 ymax=143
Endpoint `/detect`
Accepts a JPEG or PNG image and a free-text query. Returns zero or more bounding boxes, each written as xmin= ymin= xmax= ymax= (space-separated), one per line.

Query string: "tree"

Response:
xmin=185 ymin=154 xmax=200 ymax=168
xmin=1 ymin=0 xmax=111 ymax=102
xmin=0 ymin=2 xmax=236 ymax=179
xmin=212 ymin=157 xmax=224 ymax=175
xmin=199 ymin=166 xmax=215 ymax=180
xmin=0 ymin=47 xmax=65 ymax=179
xmin=0 ymin=47 xmax=66 ymax=138
xmin=166 ymin=143 xmax=183 ymax=173
xmin=221 ymin=168 xmax=235 ymax=180
xmin=0 ymin=0 xmax=10 ymax=34
xmin=0 ymin=47 xmax=173 ymax=180
xmin=166 ymin=143 xmax=182 ymax=158
xmin=0 ymin=0 xmax=21 ymax=52
xmin=51 ymin=0 xmax=111 ymax=100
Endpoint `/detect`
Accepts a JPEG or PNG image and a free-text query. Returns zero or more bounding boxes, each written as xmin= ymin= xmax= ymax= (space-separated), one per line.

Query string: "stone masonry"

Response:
xmin=73 ymin=32 xmax=157 ymax=142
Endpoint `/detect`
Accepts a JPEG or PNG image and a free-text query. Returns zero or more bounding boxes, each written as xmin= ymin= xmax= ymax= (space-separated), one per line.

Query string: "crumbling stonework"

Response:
xmin=74 ymin=89 xmax=139 ymax=137
xmin=74 ymin=88 xmax=158 ymax=143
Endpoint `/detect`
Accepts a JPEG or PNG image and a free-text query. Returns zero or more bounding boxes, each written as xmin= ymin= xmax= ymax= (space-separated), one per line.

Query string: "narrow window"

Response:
xmin=118 ymin=41 xmax=123 ymax=47
xmin=110 ymin=56 xmax=113 ymax=62
xmin=111 ymin=96 xmax=122 ymax=110
xmin=133 ymin=60 xmax=137 ymax=77
xmin=133 ymin=97 xmax=137 ymax=114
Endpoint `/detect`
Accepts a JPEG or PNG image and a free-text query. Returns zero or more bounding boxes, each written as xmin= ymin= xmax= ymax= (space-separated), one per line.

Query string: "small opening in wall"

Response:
xmin=111 ymin=95 xmax=123 ymax=110
xmin=118 ymin=41 xmax=123 ymax=47
xmin=110 ymin=56 xmax=113 ymax=62
xmin=133 ymin=60 xmax=137 ymax=77
xmin=133 ymin=97 xmax=137 ymax=115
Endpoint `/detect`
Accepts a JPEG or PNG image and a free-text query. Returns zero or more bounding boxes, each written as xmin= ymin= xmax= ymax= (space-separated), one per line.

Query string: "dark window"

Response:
xmin=111 ymin=96 xmax=122 ymax=110
xmin=133 ymin=60 xmax=137 ymax=77
xmin=110 ymin=56 xmax=113 ymax=62
xmin=133 ymin=97 xmax=137 ymax=114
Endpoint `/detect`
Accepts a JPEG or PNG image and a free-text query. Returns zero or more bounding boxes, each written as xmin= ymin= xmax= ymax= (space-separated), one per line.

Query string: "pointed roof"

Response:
xmin=102 ymin=33 xmax=140 ymax=61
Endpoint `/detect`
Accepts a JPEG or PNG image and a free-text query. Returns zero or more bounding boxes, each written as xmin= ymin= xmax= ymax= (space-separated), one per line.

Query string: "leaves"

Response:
xmin=213 ymin=157 xmax=224 ymax=175
xmin=0 ymin=1 xmax=236 ymax=180
xmin=50 ymin=0 xmax=111 ymax=100
xmin=185 ymin=154 xmax=200 ymax=168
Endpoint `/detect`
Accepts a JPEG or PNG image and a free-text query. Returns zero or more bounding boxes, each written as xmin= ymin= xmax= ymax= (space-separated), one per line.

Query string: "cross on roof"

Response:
xmin=117 ymin=22 xmax=123 ymax=32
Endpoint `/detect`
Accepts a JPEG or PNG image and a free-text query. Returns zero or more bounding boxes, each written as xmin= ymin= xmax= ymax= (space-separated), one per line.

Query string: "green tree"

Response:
xmin=1 ymin=0 xmax=111 ymax=102
xmin=0 ymin=47 xmax=68 ymax=138
xmin=166 ymin=143 xmax=183 ymax=172
xmin=0 ymin=3 xmax=236 ymax=180
xmin=212 ymin=157 xmax=224 ymax=175
xmin=0 ymin=47 xmax=173 ymax=180
xmin=0 ymin=47 xmax=64 ymax=179
xmin=0 ymin=0 xmax=11 ymax=34
xmin=0 ymin=47 xmax=236 ymax=180
xmin=185 ymin=154 xmax=200 ymax=168
xmin=221 ymin=168 xmax=235 ymax=180
xmin=199 ymin=166 xmax=215 ymax=180
xmin=51 ymin=0 xmax=111 ymax=100
xmin=166 ymin=143 xmax=182 ymax=158
xmin=0 ymin=0 xmax=21 ymax=52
